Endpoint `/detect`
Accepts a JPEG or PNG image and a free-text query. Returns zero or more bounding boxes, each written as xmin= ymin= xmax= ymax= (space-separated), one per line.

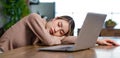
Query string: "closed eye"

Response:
xmin=58 ymin=22 xmax=62 ymax=27
xmin=60 ymin=30 xmax=65 ymax=35
xmin=58 ymin=22 xmax=65 ymax=35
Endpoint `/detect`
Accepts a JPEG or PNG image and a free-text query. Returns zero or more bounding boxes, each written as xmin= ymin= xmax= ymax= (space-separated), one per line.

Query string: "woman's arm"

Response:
xmin=61 ymin=36 xmax=120 ymax=46
xmin=61 ymin=36 xmax=77 ymax=44
xmin=96 ymin=38 xmax=120 ymax=46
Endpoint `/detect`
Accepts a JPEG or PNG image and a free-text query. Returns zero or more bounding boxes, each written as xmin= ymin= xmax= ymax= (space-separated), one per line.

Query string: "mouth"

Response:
xmin=49 ymin=28 xmax=54 ymax=34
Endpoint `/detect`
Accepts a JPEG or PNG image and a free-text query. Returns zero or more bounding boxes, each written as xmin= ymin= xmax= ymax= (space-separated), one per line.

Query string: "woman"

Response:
xmin=0 ymin=13 xmax=119 ymax=52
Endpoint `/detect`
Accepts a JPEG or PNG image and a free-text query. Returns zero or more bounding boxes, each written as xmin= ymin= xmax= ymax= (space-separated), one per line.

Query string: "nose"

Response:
xmin=54 ymin=27 xmax=61 ymax=32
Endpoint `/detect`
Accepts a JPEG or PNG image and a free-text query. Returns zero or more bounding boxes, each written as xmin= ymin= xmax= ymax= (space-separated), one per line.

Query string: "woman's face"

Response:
xmin=46 ymin=18 xmax=69 ymax=37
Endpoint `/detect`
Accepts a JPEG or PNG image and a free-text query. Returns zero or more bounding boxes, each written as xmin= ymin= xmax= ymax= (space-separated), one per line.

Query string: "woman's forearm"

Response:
xmin=61 ymin=36 xmax=77 ymax=44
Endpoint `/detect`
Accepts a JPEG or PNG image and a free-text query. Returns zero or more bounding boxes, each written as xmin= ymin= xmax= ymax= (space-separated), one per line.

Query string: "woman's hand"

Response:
xmin=97 ymin=38 xmax=120 ymax=46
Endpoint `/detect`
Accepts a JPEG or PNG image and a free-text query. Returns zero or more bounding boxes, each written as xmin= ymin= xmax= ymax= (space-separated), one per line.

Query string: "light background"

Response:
xmin=40 ymin=0 xmax=120 ymax=36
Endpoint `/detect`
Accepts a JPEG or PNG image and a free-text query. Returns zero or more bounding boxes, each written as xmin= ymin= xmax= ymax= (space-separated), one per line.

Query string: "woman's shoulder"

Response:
xmin=29 ymin=13 xmax=42 ymax=18
xmin=29 ymin=13 xmax=46 ymax=22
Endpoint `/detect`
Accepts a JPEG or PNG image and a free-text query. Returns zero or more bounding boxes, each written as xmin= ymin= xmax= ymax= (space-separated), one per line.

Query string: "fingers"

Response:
xmin=103 ymin=41 xmax=113 ymax=46
xmin=105 ymin=39 xmax=120 ymax=46
xmin=97 ymin=39 xmax=120 ymax=46
xmin=109 ymin=41 xmax=120 ymax=46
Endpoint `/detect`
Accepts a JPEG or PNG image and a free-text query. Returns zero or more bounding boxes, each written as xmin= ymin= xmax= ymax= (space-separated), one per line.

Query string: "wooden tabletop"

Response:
xmin=0 ymin=37 xmax=120 ymax=58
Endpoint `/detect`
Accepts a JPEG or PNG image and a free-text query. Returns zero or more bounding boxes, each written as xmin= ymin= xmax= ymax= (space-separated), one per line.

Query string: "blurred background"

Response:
xmin=0 ymin=0 xmax=120 ymax=36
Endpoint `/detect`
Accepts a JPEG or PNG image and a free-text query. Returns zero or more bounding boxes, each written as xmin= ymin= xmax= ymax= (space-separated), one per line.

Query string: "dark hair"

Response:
xmin=56 ymin=16 xmax=75 ymax=36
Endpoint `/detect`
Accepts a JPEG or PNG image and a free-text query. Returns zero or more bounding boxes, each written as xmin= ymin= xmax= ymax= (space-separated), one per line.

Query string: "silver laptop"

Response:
xmin=38 ymin=12 xmax=107 ymax=52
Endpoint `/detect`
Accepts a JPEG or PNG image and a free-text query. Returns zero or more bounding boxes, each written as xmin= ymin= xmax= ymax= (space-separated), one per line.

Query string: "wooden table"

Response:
xmin=0 ymin=37 xmax=120 ymax=58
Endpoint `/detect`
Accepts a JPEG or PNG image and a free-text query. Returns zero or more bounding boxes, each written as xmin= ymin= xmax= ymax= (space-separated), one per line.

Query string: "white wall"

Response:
xmin=41 ymin=0 xmax=120 ymax=36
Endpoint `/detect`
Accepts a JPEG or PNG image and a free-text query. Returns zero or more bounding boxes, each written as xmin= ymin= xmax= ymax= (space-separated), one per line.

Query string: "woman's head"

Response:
xmin=46 ymin=15 xmax=75 ymax=37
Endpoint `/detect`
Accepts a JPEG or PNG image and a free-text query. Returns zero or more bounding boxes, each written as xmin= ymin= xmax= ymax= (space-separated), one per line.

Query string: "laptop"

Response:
xmin=37 ymin=12 xmax=107 ymax=52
